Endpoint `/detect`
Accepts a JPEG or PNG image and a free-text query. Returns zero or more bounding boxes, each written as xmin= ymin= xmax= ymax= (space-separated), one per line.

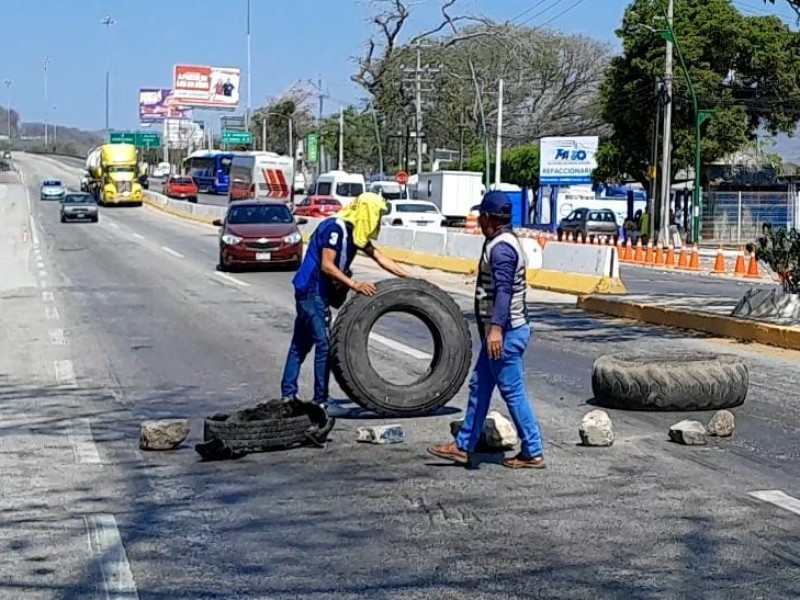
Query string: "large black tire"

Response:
xmin=592 ymin=353 xmax=748 ymax=411
xmin=204 ymin=414 xmax=312 ymax=453
xmin=329 ymin=278 xmax=472 ymax=417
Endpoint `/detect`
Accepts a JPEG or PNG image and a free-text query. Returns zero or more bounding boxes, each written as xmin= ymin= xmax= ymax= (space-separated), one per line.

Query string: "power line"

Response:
xmin=539 ymin=0 xmax=588 ymax=27
xmin=511 ymin=0 xmax=551 ymax=23
xmin=517 ymin=0 xmax=563 ymax=27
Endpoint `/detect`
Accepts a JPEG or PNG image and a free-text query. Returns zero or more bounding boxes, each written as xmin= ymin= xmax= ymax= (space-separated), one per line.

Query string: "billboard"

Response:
xmin=539 ymin=136 xmax=599 ymax=186
xmin=172 ymin=65 xmax=240 ymax=109
xmin=138 ymin=88 xmax=190 ymax=123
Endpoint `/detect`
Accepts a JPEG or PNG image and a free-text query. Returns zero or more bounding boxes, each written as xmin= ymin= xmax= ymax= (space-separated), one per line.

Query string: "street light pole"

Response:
xmin=245 ymin=0 xmax=251 ymax=131
xmin=52 ymin=105 xmax=57 ymax=149
xmin=658 ymin=0 xmax=674 ymax=247
xmin=44 ymin=55 xmax=51 ymax=147
xmin=3 ymin=79 xmax=12 ymax=151
xmin=101 ymin=16 xmax=115 ymax=140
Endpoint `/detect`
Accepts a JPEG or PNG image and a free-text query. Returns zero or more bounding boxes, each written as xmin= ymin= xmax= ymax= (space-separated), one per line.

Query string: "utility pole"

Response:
xmin=309 ymin=77 xmax=329 ymax=176
xmin=261 ymin=117 xmax=267 ymax=152
xmin=43 ymin=55 xmax=51 ymax=147
xmin=52 ymin=105 xmax=57 ymax=149
xmin=494 ymin=78 xmax=504 ymax=187
xmin=649 ymin=77 xmax=663 ymax=233
xmin=101 ymin=16 xmax=114 ymax=139
xmin=658 ymin=0 xmax=674 ymax=246
xmin=3 ymin=80 xmax=12 ymax=151
xmin=338 ymin=107 xmax=344 ymax=170
xmin=245 ymin=0 xmax=251 ymax=130
xmin=403 ymin=45 xmax=439 ymax=175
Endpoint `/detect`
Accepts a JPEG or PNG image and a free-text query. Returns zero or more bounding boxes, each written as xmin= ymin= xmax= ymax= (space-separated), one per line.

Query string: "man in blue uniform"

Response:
xmin=281 ymin=192 xmax=411 ymax=407
xmin=427 ymin=191 xmax=545 ymax=469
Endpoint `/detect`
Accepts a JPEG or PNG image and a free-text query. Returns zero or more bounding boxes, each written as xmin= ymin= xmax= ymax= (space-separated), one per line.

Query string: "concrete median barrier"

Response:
xmin=144 ymin=191 xmax=225 ymax=225
xmin=528 ymin=242 xmax=626 ymax=295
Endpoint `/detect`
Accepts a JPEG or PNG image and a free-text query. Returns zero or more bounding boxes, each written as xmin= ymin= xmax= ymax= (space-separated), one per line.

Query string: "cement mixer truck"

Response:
xmin=85 ymin=143 xmax=144 ymax=206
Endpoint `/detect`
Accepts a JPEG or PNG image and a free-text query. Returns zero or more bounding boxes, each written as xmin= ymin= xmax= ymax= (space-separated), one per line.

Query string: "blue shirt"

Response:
xmin=292 ymin=218 xmax=358 ymax=302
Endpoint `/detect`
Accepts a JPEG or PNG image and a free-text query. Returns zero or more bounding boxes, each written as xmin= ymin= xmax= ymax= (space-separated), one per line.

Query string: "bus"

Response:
xmin=182 ymin=151 xmax=236 ymax=194
xmin=228 ymin=152 xmax=294 ymax=203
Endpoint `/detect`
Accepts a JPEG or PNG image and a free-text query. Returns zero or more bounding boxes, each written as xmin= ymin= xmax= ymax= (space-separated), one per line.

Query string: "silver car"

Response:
xmin=40 ymin=179 xmax=66 ymax=201
xmin=60 ymin=192 xmax=99 ymax=223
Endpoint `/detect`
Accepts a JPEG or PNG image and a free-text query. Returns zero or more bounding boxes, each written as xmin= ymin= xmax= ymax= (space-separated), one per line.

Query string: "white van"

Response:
xmin=228 ymin=152 xmax=294 ymax=203
xmin=311 ymin=170 xmax=365 ymax=206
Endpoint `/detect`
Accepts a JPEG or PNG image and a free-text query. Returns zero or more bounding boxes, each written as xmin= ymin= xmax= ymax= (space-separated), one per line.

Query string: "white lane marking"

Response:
xmin=36 ymin=260 xmax=45 ymax=269
xmin=69 ymin=418 xmax=101 ymax=464
xmin=214 ymin=272 xmax=250 ymax=287
xmin=369 ymin=332 xmax=433 ymax=361
xmin=749 ymin=490 xmax=800 ymax=516
xmin=29 ymin=214 xmax=40 ymax=247
xmin=39 ymin=269 xmax=48 ymax=278
xmin=84 ymin=514 xmax=139 ymax=599
xmin=45 ymin=306 xmax=60 ymax=320
xmin=132 ymin=232 xmax=145 ymax=240
xmin=161 ymin=246 xmax=184 ymax=258
xmin=53 ymin=359 xmax=77 ymax=387
xmin=108 ymin=220 xmax=120 ymax=229
xmin=49 ymin=328 xmax=67 ymax=346
xmin=42 ymin=291 xmax=54 ymax=301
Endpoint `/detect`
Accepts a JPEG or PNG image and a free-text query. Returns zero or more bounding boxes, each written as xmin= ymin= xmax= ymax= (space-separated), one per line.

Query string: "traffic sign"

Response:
xmin=221 ymin=115 xmax=246 ymax=131
xmin=221 ymin=130 xmax=252 ymax=145
xmin=307 ymin=133 xmax=319 ymax=164
xmin=137 ymin=132 xmax=161 ymax=149
xmin=395 ymin=170 xmax=409 ymax=185
xmin=109 ymin=132 xmax=136 ymax=144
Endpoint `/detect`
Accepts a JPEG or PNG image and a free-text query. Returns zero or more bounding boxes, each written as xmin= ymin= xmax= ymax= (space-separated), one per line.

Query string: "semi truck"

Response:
xmin=85 ymin=143 xmax=144 ymax=206
xmin=413 ymin=170 xmax=484 ymax=226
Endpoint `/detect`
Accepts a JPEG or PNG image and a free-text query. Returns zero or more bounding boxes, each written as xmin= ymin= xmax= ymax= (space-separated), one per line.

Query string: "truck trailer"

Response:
xmin=86 ymin=144 xmax=144 ymax=206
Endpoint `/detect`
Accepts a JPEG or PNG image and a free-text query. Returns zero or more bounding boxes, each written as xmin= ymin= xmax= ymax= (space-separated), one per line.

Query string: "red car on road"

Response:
xmin=293 ymin=195 xmax=342 ymax=219
xmin=214 ymin=201 xmax=308 ymax=271
xmin=163 ymin=175 xmax=198 ymax=203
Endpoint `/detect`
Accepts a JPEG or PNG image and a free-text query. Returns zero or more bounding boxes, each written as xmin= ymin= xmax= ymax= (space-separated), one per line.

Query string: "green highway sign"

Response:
xmin=221 ymin=130 xmax=253 ymax=145
xmin=109 ymin=131 xmax=162 ymax=148
xmin=307 ymin=133 xmax=319 ymax=163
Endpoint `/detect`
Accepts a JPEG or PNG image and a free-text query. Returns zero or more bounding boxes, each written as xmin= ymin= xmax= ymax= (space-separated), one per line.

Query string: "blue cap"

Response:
xmin=479 ymin=190 xmax=511 ymax=216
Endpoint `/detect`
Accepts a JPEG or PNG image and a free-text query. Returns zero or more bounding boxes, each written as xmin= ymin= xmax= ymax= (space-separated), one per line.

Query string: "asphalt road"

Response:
xmin=4 ymin=152 xmax=800 ymax=598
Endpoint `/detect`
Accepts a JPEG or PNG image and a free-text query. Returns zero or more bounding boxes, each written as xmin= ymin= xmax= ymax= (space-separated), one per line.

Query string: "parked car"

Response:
xmin=60 ymin=192 xmax=99 ymax=223
xmin=293 ymin=196 xmax=342 ymax=219
xmin=213 ymin=201 xmax=308 ymax=271
xmin=162 ymin=175 xmax=198 ymax=202
xmin=558 ymin=208 xmax=619 ymax=242
xmin=40 ymin=179 xmax=66 ymax=201
xmin=381 ymin=200 xmax=446 ymax=228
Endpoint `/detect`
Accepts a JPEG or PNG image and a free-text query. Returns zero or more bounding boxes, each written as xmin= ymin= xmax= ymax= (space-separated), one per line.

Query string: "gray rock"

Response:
xmin=139 ymin=419 xmax=190 ymax=451
xmin=449 ymin=410 xmax=518 ymax=450
xmin=579 ymin=409 xmax=614 ymax=447
xmin=707 ymin=410 xmax=735 ymax=437
xmin=668 ymin=419 xmax=707 ymax=446
xmin=356 ymin=424 xmax=405 ymax=444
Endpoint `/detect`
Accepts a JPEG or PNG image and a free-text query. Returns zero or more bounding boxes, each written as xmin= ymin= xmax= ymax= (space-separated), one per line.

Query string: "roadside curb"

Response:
xmin=578 ymin=295 xmax=800 ymax=351
xmin=143 ymin=193 xmax=218 ymax=226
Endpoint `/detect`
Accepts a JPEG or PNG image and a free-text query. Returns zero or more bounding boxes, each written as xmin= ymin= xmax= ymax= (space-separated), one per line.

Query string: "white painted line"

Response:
xmin=84 ymin=514 xmax=138 ymax=599
xmin=38 ymin=270 xmax=47 ymax=278
xmin=36 ymin=260 xmax=45 ymax=269
xmin=29 ymin=214 xmax=40 ymax=247
xmin=42 ymin=291 xmax=54 ymax=301
xmin=214 ymin=272 xmax=250 ymax=287
xmin=49 ymin=328 xmax=67 ymax=346
xmin=69 ymin=418 xmax=101 ymax=464
xmin=45 ymin=306 xmax=60 ymax=320
xmin=369 ymin=333 xmax=433 ymax=361
xmin=108 ymin=221 xmax=120 ymax=229
xmin=749 ymin=490 xmax=800 ymax=516
xmin=53 ymin=359 xmax=77 ymax=387
xmin=132 ymin=232 xmax=145 ymax=240
xmin=161 ymin=246 xmax=184 ymax=258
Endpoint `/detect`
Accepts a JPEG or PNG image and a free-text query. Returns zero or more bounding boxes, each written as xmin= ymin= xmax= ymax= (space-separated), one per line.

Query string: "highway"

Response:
xmin=3 ymin=152 xmax=800 ymax=597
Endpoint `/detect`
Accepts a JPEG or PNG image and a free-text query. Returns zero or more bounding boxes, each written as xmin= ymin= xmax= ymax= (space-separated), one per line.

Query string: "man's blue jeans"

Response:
xmin=455 ymin=324 xmax=544 ymax=458
xmin=280 ymin=293 xmax=330 ymax=404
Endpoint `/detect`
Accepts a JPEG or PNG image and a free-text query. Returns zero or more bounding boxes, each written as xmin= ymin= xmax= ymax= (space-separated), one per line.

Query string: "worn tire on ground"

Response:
xmin=329 ymin=278 xmax=472 ymax=417
xmin=591 ymin=353 xmax=748 ymax=411
xmin=203 ymin=413 xmax=313 ymax=453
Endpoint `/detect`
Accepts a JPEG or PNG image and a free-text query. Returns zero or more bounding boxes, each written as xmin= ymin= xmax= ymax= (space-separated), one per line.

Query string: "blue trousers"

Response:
xmin=280 ymin=294 xmax=330 ymax=404
xmin=455 ymin=324 xmax=544 ymax=458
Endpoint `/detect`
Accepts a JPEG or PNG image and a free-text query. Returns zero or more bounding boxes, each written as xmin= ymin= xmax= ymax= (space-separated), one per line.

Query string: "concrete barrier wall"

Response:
xmin=542 ymin=242 xmax=615 ymax=277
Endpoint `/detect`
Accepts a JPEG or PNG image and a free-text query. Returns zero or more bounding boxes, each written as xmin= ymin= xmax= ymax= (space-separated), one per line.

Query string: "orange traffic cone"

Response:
xmin=625 ymin=239 xmax=633 ymax=262
xmin=619 ymin=239 xmax=630 ymax=262
xmin=676 ymin=245 xmax=689 ymax=269
xmin=664 ymin=244 xmax=676 ymax=268
xmin=711 ymin=248 xmax=727 ymax=275
xmin=644 ymin=241 xmax=655 ymax=265
xmin=745 ymin=252 xmax=761 ymax=279
xmin=634 ymin=239 xmax=644 ymax=264
xmin=733 ymin=248 xmax=746 ymax=277
xmin=653 ymin=244 xmax=665 ymax=267
xmin=687 ymin=245 xmax=701 ymax=271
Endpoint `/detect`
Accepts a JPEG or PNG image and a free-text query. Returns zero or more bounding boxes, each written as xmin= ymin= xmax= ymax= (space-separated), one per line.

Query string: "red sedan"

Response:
xmin=162 ymin=175 xmax=198 ymax=203
xmin=214 ymin=201 xmax=308 ymax=271
xmin=293 ymin=195 xmax=342 ymax=218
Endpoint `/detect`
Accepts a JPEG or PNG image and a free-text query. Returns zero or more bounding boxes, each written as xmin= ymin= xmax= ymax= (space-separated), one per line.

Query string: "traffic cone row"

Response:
xmin=619 ymin=239 xmax=701 ymax=272
xmin=709 ymin=247 xmax=761 ymax=278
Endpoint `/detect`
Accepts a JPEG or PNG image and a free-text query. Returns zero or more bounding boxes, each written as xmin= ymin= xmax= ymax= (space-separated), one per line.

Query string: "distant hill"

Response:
xmin=1 ymin=105 xmax=102 ymax=157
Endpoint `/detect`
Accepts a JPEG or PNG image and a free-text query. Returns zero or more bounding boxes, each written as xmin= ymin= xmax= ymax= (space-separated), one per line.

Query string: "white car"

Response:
xmin=294 ymin=171 xmax=306 ymax=194
xmin=381 ymin=200 xmax=445 ymax=228
xmin=152 ymin=162 xmax=171 ymax=178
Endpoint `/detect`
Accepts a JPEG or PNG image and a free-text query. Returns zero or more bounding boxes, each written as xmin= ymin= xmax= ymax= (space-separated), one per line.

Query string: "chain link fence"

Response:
xmin=699 ymin=190 xmax=800 ymax=245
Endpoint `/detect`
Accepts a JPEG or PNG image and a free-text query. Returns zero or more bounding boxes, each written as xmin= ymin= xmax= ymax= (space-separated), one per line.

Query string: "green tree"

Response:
xmin=319 ymin=106 xmax=380 ymax=175
xmin=463 ymin=144 xmax=540 ymax=188
xmin=597 ymin=0 xmax=800 ymax=189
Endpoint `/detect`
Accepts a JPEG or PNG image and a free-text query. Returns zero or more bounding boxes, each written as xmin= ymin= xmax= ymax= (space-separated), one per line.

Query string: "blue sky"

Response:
xmin=0 ymin=0 xmax=795 ymax=132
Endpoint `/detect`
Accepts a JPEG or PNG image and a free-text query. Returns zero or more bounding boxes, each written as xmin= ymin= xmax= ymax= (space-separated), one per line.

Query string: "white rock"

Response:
xmin=356 ymin=424 xmax=405 ymax=444
xmin=139 ymin=419 xmax=190 ymax=451
xmin=579 ymin=409 xmax=614 ymax=447
xmin=707 ymin=410 xmax=735 ymax=437
xmin=668 ymin=419 xmax=707 ymax=446
xmin=449 ymin=411 xmax=518 ymax=450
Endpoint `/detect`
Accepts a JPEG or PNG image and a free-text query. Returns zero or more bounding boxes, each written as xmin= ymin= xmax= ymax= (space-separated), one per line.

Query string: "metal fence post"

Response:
xmin=737 ymin=191 xmax=742 ymax=244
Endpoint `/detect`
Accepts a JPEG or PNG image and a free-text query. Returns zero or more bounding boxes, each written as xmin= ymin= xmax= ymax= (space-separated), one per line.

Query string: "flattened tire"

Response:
xmin=591 ymin=353 xmax=748 ymax=411
xmin=203 ymin=414 xmax=312 ymax=452
xmin=329 ymin=278 xmax=472 ymax=417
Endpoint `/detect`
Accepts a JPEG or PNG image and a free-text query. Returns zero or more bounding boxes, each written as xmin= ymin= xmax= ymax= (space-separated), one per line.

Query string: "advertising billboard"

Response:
xmin=138 ymin=88 xmax=190 ymax=123
xmin=172 ymin=65 xmax=240 ymax=109
xmin=539 ymin=136 xmax=599 ymax=186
